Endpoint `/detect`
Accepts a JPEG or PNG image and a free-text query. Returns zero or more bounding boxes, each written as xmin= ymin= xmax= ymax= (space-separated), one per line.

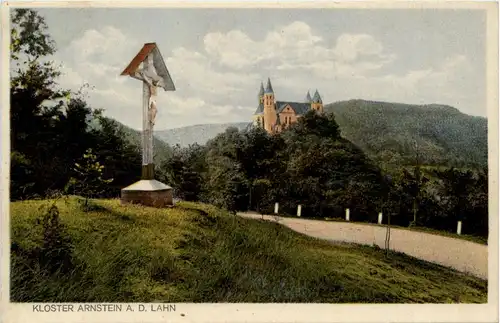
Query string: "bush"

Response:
xmin=37 ymin=202 xmax=74 ymax=274
xmin=65 ymin=148 xmax=113 ymax=211
xmin=11 ymin=198 xmax=76 ymax=301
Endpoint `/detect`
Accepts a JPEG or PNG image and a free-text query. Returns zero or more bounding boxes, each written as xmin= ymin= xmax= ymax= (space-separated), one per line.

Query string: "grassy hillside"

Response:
xmin=156 ymin=122 xmax=249 ymax=147
xmin=11 ymin=198 xmax=487 ymax=303
xmin=326 ymin=100 xmax=487 ymax=167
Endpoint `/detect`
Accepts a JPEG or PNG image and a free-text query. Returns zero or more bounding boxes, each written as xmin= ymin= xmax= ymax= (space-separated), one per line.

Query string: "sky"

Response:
xmin=31 ymin=8 xmax=486 ymax=130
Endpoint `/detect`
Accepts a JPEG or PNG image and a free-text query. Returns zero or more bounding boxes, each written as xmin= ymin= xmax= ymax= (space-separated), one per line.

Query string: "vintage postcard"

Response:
xmin=0 ymin=1 xmax=498 ymax=322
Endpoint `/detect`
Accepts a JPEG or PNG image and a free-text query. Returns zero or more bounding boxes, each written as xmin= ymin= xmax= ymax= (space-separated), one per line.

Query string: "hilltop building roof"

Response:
xmin=258 ymin=82 xmax=265 ymax=97
xmin=312 ymin=90 xmax=322 ymax=103
xmin=265 ymin=77 xmax=274 ymax=94
xmin=254 ymin=102 xmax=264 ymax=114
xmin=276 ymin=101 xmax=311 ymax=115
xmin=305 ymin=91 xmax=312 ymax=103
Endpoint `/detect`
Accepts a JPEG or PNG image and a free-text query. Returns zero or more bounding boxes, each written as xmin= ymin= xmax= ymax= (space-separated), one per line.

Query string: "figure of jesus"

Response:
xmin=133 ymin=54 xmax=163 ymax=128
xmin=148 ymin=84 xmax=158 ymax=127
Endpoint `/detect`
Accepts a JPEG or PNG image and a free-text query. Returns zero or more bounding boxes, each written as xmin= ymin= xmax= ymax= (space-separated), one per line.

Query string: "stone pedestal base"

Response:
xmin=121 ymin=180 xmax=173 ymax=208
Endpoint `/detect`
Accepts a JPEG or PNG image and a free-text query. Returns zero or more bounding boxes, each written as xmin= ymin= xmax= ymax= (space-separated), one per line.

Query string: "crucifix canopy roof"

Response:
xmin=121 ymin=42 xmax=176 ymax=91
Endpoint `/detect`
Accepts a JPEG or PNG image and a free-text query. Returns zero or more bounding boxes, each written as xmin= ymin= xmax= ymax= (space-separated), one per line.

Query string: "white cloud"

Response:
xmin=51 ymin=20 xmax=479 ymax=131
xmin=202 ymin=22 xmax=394 ymax=80
xmin=54 ymin=25 xmax=259 ymax=129
xmin=165 ymin=46 xmax=260 ymax=95
xmin=57 ymin=26 xmax=138 ymax=92
xmin=333 ymin=34 xmax=384 ymax=62
xmin=204 ymin=30 xmax=257 ymax=69
xmin=58 ymin=64 xmax=85 ymax=89
xmin=202 ymin=21 xmax=325 ymax=70
xmin=67 ymin=26 xmax=130 ymax=63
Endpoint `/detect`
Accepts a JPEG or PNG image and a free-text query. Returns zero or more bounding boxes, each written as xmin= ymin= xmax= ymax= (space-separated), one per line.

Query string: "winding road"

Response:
xmin=238 ymin=212 xmax=488 ymax=280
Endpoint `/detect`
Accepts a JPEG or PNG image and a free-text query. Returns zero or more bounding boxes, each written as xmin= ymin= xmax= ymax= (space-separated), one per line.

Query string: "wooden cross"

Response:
xmin=121 ymin=43 xmax=175 ymax=180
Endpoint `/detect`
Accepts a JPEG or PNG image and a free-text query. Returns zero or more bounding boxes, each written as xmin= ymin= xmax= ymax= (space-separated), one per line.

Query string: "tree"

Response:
xmin=251 ymin=178 xmax=272 ymax=214
xmin=10 ymin=9 xmax=69 ymax=133
xmin=393 ymin=140 xmax=429 ymax=226
xmin=10 ymin=9 xmax=56 ymax=61
xmin=203 ymin=155 xmax=247 ymax=213
xmin=469 ymin=167 xmax=488 ymax=237
xmin=202 ymin=129 xmax=249 ymax=212
xmin=10 ymin=9 xmax=140 ymax=201
xmin=91 ymin=116 xmax=142 ymax=196
xmin=236 ymin=127 xmax=282 ymax=210
xmin=286 ymin=110 xmax=341 ymax=140
xmin=159 ymin=144 xmax=205 ymax=201
xmin=433 ymin=168 xmax=478 ymax=233
xmin=277 ymin=111 xmax=387 ymax=219
xmin=66 ymin=148 xmax=114 ymax=210
xmin=398 ymin=166 xmax=429 ymax=226
xmin=10 ymin=9 xmax=72 ymax=200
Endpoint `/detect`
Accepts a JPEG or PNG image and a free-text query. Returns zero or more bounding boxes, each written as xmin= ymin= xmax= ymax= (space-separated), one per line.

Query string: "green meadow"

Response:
xmin=10 ymin=197 xmax=487 ymax=303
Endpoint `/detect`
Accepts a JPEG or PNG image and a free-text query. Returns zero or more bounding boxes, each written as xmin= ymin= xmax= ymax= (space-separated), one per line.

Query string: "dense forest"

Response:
xmin=9 ymin=9 xmax=489 ymax=239
xmin=326 ymin=100 xmax=488 ymax=168
xmin=9 ymin=9 xmax=144 ymax=200
xmin=157 ymin=112 xmax=488 ymax=237
xmin=156 ymin=101 xmax=487 ymax=170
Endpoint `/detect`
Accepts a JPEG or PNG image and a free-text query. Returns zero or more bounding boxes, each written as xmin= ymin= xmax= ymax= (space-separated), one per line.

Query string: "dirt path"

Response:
xmin=238 ymin=212 xmax=488 ymax=280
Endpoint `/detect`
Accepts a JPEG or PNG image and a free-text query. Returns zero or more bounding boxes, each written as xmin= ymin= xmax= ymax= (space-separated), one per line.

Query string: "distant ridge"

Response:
xmin=153 ymin=100 xmax=487 ymax=167
xmin=155 ymin=122 xmax=249 ymax=147
xmin=325 ymin=99 xmax=487 ymax=166
xmin=90 ymin=116 xmax=173 ymax=164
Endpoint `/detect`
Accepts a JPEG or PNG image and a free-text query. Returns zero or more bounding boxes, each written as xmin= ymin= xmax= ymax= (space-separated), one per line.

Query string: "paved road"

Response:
xmin=238 ymin=212 xmax=488 ymax=280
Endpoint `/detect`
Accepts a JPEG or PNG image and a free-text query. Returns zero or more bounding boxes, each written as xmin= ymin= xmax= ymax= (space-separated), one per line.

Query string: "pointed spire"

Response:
xmin=312 ymin=89 xmax=322 ymax=103
xmin=258 ymin=81 xmax=265 ymax=97
xmin=305 ymin=91 xmax=312 ymax=103
xmin=265 ymin=77 xmax=274 ymax=94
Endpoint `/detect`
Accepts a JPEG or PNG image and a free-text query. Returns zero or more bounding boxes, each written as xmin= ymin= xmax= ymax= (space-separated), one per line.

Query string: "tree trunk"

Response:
xmin=248 ymin=184 xmax=252 ymax=211
xmin=412 ymin=198 xmax=417 ymax=225
xmin=385 ymin=212 xmax=391 ymax=257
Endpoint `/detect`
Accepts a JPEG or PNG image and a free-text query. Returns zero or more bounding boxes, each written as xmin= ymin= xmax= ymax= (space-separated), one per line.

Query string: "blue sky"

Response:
xmin=33 ymin=8 xmax=486 ymax=130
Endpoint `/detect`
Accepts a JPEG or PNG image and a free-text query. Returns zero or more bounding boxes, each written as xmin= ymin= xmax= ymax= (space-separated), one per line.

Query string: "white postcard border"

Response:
xmin=0 ymin=1 xmax=498 ymax=323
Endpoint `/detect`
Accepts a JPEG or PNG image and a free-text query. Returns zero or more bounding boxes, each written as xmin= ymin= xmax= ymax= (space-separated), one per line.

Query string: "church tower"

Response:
xmin=305 ymin=91 xmax=312 ymax=103
xmin=311 ymin=89 xmax=323 ymax=113
xmin=253 ymin=81 xmax=265 ymax=128
xmin=258 ymin=81 xmax=265 ymax=104
xmin=263 ymin=78 xmax=277 ymax=133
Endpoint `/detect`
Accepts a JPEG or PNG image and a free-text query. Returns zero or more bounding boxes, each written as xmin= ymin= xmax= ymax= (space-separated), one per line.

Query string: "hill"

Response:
xmin=90 ymin=117 xmax=173 ymax=165
xmin=325 ymin=100 xmax=487 ymax=167
xmin=154 ymin=100 xmax=487 ymax=167
xmin=10 ymin=197 xmax=486 ymax=303
xmin=156 ymin=122 xmax=249 ymax=147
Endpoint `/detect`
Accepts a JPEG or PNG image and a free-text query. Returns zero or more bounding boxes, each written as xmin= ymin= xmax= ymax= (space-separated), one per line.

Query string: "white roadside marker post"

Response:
xmin=345 ymin=208 xmax=350 ymax=221
xmin=457 ymin=221 xmax=462 ymax=235
xmin=378 ymin=212 xmax=383 ymax=225
xmin=297 ymin=205 xmax=302 ymax=217
xmin=274 ymin=202 xmax=279 ymax=214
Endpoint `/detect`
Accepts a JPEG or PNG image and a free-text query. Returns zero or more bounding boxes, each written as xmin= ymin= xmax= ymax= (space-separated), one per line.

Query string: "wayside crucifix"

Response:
xmin=119 ymin=43 xmax=176 ymax=208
